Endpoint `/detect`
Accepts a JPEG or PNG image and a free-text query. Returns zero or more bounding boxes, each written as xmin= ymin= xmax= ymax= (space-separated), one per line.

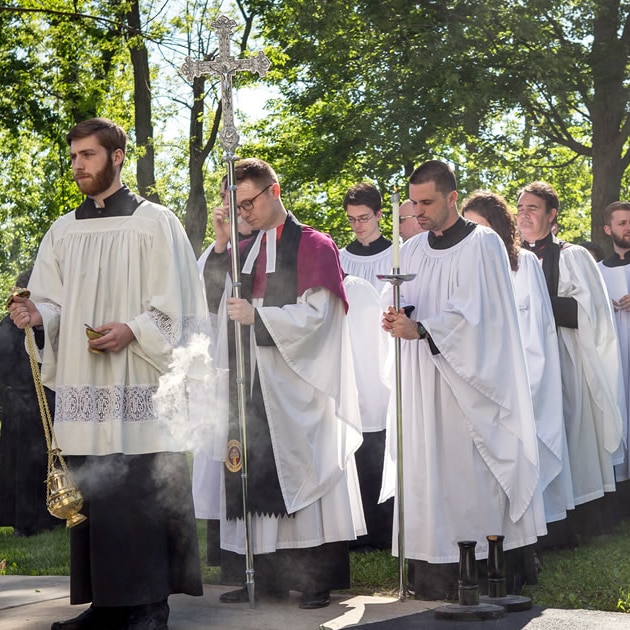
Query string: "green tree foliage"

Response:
xmin=243 ymin=0 xmax=630 ymax=252
xmin=2 ymin=0 xmax=629 ymax=293
xmin=495 ymin=0 xmax=630 ymax=249
xmin=0 ymin=1 xmax=138 ymax=293
xmin=0 ymin=129 xmax=78 ymax=298
xmin=147 ymin=0 xmax=275 ymax=255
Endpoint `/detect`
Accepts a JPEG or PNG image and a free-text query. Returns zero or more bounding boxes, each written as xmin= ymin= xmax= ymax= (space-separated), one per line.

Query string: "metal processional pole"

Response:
xmin=378 ymin=189 xmax=415 ymax=601
xmin=180 ymin=16 xmax=271 ymax=608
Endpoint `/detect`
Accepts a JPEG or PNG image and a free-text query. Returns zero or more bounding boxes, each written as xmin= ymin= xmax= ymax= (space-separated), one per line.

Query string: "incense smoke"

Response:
xmin=153 ymin=331 xmax=227 ymax=455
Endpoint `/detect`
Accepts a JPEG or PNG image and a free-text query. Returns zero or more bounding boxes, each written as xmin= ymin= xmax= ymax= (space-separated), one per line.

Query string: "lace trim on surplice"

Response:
xmin=38 ymin=302 xmax=61 ymax=319
xmin=146 ymin=307 xmax=209 ymax=346
xmin=56 ymin=384 xmax=158 ymax=423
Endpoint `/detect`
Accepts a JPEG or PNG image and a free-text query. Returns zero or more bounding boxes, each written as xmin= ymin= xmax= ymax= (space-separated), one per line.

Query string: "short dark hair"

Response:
xmin=15 ymin=268 xmax=32 ymax=288
xmin=343 ymin=182 xmax=382 ymax=213
xmin=578 ymin=241 xmax=605 ymax=262
xmin=234 ymin=158 xmax=278 ymax=188
xmin=603 ymin=200 xmax=630 ymax=226
xmin=66 ymin=117 xmax=127 ymax=156
xmin=517 ymin=181 xmax=559 ymax=215
xmin=408 ymin=160 xmax=457 ymax=194
xmin=461 ymin=190 xmax=520 ymax=272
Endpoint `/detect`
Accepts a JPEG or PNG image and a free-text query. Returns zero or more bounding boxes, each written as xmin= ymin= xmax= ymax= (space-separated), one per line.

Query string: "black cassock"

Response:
xmin=0 ymin=314 xmax=59 ymax=535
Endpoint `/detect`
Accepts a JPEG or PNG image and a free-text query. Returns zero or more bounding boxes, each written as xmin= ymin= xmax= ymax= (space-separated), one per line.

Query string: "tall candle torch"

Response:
xmin=392 ymin=188 xmax=400 ymax=269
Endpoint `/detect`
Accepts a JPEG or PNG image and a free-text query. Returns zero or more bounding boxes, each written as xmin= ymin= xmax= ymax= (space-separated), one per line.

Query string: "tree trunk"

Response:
xmin=184 ymin=75 xmax=209 ymax=256
xmin=185 ymin=157 xmax=209 ymax=257
xmin=125 ymin=0 xmax=159 ymax=204
xmin=590 ymin=149 xmax=623 ymax=256
xmin=589 ymin=0 xmax=629 ymax=255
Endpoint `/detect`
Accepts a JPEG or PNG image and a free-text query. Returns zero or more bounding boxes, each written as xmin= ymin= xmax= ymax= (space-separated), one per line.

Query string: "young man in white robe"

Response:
xmin=599 ymin=201 xmax=630 ymax=517
xmin=339 ymin=182 xmax=392 ymax=292
xmin=204 ymin=158 xmax=364 ymax=609
xmin=517 ymin=182 xmax=624 ymax=540
xmin=381 ymin=161 xmax=546 ymax=600
xmin=338 ymin=183 xmax=393 ymax=551
xmin=8 ymin=118 xmax=206 ymax=630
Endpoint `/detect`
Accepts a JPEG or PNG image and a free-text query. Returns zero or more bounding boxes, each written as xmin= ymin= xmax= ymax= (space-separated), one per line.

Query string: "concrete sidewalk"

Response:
xmin=2 ymin=576 xmax=630 ymax=629
xmin=0 ymin=576 xmax=436 ymax=629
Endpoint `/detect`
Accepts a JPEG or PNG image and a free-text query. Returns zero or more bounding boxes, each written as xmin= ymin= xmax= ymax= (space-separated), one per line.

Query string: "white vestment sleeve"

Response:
xmin=126 ymin=210 xmax=208 ymax=374
xmin=255 ymin=287 xmax=363 ymax=513
xmin=28 ymin=222 xmax=65 ymax=388
xmin=343 ymin=275 xmax=391 ymax=432
xmin=599 ymin=262 xmax=630 ymax=480
xmin=558 ymin=246 xmax=623 ymax=455
xmin=514 ymin=250 xmax=564 ymax=491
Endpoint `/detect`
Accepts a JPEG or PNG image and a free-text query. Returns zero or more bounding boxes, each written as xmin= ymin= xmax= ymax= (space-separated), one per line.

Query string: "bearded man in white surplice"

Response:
xmin=8 ymin=118 xmax=206 ymax=630
xmin=599 ymin=201 xmax=630 ymax=519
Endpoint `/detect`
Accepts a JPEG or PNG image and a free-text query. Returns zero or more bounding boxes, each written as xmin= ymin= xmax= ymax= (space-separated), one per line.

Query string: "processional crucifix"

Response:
xmin=181 ymin=15 xmax=271 ymax=608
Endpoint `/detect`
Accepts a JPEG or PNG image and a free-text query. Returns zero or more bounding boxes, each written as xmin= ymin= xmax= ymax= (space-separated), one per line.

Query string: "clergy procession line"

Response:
xmin=2 ymin=117 xmax=630 ymax=630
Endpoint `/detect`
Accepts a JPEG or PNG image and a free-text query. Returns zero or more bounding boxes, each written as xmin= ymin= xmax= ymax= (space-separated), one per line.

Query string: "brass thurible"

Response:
xmin=46 ymin=456 xmax=86 ymax=527
xmin=6 ymin=287 xmax=87 ymax=528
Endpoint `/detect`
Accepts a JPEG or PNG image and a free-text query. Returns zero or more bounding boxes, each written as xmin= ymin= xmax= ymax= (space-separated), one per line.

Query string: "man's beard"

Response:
xmin=75 ymin=156 xmax=116 ymax=198
xmin=612 ymin=232 xmax=630 ymax=250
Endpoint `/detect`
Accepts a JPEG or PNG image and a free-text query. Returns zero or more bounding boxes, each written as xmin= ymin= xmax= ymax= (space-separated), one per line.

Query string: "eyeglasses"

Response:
xmin=237 ymin=183 xmax=273 ymax=212
xmin=399 ymin=215 xmax=420 ymax=223
xmin=347 ymin=214 xmax=375 ymax=224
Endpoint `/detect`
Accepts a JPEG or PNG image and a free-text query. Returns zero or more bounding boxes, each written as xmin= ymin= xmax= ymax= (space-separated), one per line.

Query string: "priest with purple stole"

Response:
xmin=204 ymin=158 xmax=364 ymax=609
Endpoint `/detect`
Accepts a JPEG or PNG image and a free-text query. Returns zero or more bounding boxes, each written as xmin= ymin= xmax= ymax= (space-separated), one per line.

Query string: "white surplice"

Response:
xmin=598 ymin=260 xmax=630 ymax=481
xmin=28 ymin=202 xmax=208 ymax=456
xmin=514 ymin=250 xmax=574 ymax=522
xmin=381 ymin=226 xmax=546 ymax=563
xmin=214 ymin=281 xmax=365 ymax=553
xmin=339 ymin=246 xmax=392 ymax=292
xmin=552 ymin=246 xmax=623 ymax=503
xmin=192 ymin=240 xmax=223 ymax=520
xmin=343 ymin=275 xmax=391 ymax=433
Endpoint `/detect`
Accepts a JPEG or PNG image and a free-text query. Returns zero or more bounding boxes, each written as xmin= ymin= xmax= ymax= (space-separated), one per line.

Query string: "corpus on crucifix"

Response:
xmin=180 ymin=15 xmax=271 ymax=155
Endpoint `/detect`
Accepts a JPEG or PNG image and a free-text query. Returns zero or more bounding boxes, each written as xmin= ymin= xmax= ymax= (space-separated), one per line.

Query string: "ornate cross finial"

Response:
xmin=180 ymin=16 xmax=272 ymax=155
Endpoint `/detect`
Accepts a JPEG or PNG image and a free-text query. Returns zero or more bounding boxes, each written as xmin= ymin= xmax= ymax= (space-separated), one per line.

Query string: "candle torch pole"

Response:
xmin=378 ymin=188 xmax=415 ymax=601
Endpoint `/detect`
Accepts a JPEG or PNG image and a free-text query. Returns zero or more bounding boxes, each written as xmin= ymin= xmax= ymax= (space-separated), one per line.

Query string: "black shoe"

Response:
xmin=219 ymin=586 xmax=256 ymax=603
xmin=299 ymin=591 xmax=330 ymax=609
xmin=50 ymin=606 xmax=127 ymax=630
xmin=127 ymin=617 xmax=168 ymax=630
xmin=127 ymin=600 xmax=169 ymax=630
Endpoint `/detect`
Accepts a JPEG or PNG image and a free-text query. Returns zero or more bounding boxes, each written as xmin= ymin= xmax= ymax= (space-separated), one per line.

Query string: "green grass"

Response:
xmin=347 ymin=549 xmax=399 ymax=596
xmin=0 ymin=526 xmax=70 ymax=576
xmin=3 ymin=520 xmax=630 ymax=612
xmin=522 ymin=520 xmax=630 ymax=612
